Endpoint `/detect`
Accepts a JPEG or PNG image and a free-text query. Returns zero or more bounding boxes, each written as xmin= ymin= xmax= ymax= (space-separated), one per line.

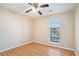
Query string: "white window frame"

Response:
xmin=48 ymin=19 xmax=60 ymax=45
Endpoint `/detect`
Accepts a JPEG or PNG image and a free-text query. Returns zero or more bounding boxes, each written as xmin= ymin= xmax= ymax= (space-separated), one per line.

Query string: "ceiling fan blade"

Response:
xmin=40 ymin=4 xmax=49 ymax=8
xmin=25 ymin=9 xmax=32 ymax=13
xmin=28 ymin=3 xmax=32 ymax=5
xmin=38 ymin=11 xmax=42 ymax=15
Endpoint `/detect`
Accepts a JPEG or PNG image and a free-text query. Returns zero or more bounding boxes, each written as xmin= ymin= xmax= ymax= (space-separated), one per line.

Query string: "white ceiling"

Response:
xmin=0 ymin=3 xmax=77 ymax=18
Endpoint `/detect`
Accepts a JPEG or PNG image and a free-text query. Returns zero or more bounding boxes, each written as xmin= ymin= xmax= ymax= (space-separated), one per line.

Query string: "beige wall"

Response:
xmin=33 ymin=11 xmax=74 ymax=49
xmin=75 ymin=4 xmax=79 ymax=56
xmin=0 ymin=7 xmax=32 ymax=51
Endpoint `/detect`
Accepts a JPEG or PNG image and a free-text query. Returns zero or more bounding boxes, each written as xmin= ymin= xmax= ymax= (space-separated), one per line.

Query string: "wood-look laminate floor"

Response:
xmin=0 ymin=42 xmax=75 ymax=56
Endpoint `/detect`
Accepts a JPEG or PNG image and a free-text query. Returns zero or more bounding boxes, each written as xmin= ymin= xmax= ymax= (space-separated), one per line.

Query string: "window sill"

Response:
xmin=49 ymin=42 xmax=60 ymax=45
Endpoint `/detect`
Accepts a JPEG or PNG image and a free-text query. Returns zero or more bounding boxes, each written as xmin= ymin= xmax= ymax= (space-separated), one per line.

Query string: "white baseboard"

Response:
xmin=33 ymin=41 xmax=75 ymax=52
xmin=73 ymin=49 xmax=78 ymax=56
xmin=0 ymin=41 xmax=33 ymax=52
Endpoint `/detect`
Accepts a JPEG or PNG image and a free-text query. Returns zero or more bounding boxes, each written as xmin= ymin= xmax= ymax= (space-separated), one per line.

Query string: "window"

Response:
xmin=49 ymin=20 xmax=60 ymax=43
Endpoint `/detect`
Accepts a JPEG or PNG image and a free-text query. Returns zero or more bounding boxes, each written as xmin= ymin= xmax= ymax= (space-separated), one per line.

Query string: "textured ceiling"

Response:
xmin=0 ymin=3 xmax=77 ymax=18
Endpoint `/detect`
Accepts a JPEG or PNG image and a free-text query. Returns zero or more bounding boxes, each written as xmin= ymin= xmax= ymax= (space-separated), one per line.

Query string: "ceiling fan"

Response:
xmin=25 ymin=3 xmax=49 ymax=15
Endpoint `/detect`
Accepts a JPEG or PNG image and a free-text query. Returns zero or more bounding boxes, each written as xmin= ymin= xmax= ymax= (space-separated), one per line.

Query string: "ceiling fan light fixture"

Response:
xmin=31 ymin=7 xmax=36 ymax=12
xmin=36 ymin=8 xmax=40 ymax=11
